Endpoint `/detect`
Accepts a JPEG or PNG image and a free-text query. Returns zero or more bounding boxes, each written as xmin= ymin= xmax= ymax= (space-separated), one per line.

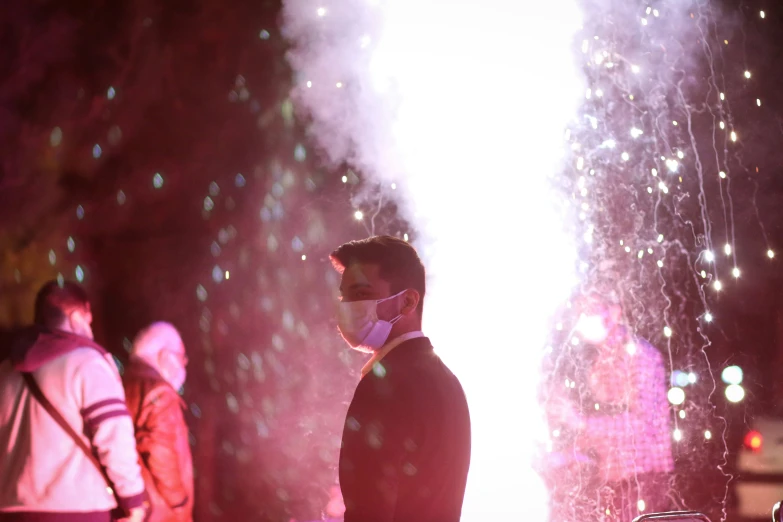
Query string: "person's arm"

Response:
xmin=137 ymin=385 xmax=190 ymax=513
xmin=77 ymin=353 xmax=147 ymax=515
xmin=341 ymin=384 xmax=415 ymax=522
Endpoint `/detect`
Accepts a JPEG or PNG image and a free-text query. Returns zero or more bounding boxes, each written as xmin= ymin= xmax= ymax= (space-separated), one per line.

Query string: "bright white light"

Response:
xmin=667 ymin=387 xmax=685 ymax=406
xmin=673 ymin=429 xmax=683 ymax=441
xmin=704 ymin=312 xmax=713 ymax=323
xmin=724 ymin=243 xmax=732 ymax=255
xmin=353 ymin=210 xmax=363 ymax=220
xmin=631 ymin=127 xmax=643 ymax=138
xmin=768 ymin=249 xmax=775 ymax=259
xmin=679 ymin=410 xmax=686 ymax=419
xmin=663 ymin=326 xmax=672 ymax=337
xmin=721 ymin=365 xmax=743 ymax=385
xmin=638 ymin=500 xmax=646 ymax=512
xmin=672 ymin=371 xmax=689 ymax=387
xmin=705 ymin=430 xmax=712 ymax=440
xmin=688 ymin=372 xmax=697 ymax=384
xmin=714 ymin=280 xmax=722 ymax=291
xmin=719 ymin=171 xmax=726 ymax=179
xmin=725 ymin=384 xmax=745 ymax=403
xmin=281 ymin=1 xmax=585 ymax=519
xmin=704 ymin=250 xmax=715 ymax=262
xmin=316 ymin=7 xmax=326 ymax=16
xmin=732 ymin=267 xmax=741 ymax=278
xmin=744 ymin=70 xmax=752 ymax=79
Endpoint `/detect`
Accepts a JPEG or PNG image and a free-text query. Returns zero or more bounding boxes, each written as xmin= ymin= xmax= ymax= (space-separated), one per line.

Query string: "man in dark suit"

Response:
xmin=331 ymin=235 xmax=471 ymax=522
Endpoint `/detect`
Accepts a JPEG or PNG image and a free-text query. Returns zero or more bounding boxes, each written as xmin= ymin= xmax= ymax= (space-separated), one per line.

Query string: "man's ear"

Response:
xmin=67 ymin=309 xmax=83 ymax=328
xmin=401 ymin=289 xmax=421 ymax=315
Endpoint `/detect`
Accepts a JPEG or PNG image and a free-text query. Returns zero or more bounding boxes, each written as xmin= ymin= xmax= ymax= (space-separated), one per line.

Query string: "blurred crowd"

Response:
xmin=0 ymin=281 xmax=193 ymax=522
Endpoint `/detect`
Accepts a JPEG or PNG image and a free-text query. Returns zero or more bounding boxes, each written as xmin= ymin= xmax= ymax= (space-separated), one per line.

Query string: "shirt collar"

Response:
xmin=361 ymin=331 xmax=425 ymax=378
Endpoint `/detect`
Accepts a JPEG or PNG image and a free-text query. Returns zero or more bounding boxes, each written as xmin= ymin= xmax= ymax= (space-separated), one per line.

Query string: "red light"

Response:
xmin=744 ymin=431 xmax=763 ymax=451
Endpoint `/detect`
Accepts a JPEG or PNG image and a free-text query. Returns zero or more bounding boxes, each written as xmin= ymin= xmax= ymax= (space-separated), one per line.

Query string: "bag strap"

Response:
xmin=21 ymin=372 xmax=119 ymax=499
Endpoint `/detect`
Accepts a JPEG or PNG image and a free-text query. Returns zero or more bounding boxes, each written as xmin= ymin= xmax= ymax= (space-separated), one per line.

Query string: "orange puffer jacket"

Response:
xmin=123 ymin=359 xmax=193 ymax=522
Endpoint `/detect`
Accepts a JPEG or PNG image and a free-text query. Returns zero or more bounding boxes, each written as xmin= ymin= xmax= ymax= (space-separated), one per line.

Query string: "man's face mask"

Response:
xmin=337 ymin=290 xmax=407 ymax=353
xmin=160 ymin=348 xmax=188 ymax=391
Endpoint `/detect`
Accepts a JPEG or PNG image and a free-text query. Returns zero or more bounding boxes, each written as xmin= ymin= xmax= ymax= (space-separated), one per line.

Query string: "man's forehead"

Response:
xmin=340 ymin=263 xmax=382 ymax=288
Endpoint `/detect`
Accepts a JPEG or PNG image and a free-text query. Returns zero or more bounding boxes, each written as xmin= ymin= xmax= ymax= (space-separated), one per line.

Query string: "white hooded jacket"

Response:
xmin=0 ymin=327 xmax=146 ymax=522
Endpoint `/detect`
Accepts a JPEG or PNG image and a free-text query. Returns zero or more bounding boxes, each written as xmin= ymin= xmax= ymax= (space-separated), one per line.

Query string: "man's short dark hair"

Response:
xmin=330 ymin=235 xmax=426 ymax=319
xmin=34 ymin=280 xmax=90 ymax=328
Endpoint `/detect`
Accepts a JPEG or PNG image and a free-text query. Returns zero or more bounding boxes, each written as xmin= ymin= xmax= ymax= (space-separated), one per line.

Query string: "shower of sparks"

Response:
xmin=557 ymin=0 xmax=775 ymax=519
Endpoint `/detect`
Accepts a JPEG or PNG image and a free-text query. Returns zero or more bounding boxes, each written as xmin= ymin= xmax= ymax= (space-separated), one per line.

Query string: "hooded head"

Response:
xmin=131 ymin=322 xmax=188 ymax=391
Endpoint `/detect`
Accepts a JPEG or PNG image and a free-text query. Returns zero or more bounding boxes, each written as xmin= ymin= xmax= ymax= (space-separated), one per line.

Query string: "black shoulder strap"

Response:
xmin=21 ymin=372 xmax=119 ymax=500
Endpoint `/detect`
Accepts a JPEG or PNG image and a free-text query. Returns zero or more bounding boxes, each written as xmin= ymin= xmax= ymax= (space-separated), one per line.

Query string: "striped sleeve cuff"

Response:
xmin=81 ymin=398 xmax=131 ymax=435
xmin=117 ymin=490 xmax=148 ymax=511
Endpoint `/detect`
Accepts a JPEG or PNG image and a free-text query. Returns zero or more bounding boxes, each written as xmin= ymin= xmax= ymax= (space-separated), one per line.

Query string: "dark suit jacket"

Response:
xmin=339 ymin=336 xmax=471 ymax=522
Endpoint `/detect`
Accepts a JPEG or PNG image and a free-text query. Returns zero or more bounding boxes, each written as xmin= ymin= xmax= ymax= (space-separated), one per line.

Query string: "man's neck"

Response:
xmin=388 ymin=322 xmax=423 ymax=342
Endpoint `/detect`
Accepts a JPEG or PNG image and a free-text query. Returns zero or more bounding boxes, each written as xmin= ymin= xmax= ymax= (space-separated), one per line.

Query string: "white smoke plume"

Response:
xmin=282 ymin=1 xmax=585 ymax=520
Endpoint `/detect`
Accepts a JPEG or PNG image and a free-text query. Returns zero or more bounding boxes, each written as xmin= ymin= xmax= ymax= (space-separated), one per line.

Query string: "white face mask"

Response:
xmin=168 ymin=366 xmax=186 ymax=392
xmin=337 ymin=290 xmax=406 ymax=353
xmin=160 ymin=351 xmax=187 ymax=391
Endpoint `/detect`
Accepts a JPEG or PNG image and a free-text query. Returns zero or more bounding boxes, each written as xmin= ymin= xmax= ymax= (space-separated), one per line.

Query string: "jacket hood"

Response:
xmin=8 ymin=326 xmax=107 ymax=372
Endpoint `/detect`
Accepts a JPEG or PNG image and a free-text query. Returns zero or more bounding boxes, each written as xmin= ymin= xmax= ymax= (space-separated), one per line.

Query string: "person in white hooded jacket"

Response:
xmin=0 ymin=281 xmax=147 ymax=522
